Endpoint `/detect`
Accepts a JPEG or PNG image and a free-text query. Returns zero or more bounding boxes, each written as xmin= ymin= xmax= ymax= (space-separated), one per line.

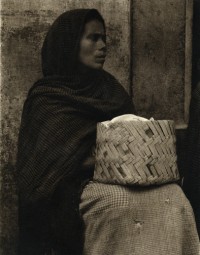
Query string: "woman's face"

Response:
xmin=79 ymin=19 xmax=107 ymax=70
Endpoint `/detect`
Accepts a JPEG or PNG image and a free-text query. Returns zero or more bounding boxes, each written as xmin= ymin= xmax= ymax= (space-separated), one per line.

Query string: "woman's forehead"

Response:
xmin=83 ymin=20 xmax=105 ymax=35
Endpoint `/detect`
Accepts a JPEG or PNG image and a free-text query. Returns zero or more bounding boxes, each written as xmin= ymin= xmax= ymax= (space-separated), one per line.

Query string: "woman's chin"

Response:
xmin=92 ymin=62 xmax=104 ymax=70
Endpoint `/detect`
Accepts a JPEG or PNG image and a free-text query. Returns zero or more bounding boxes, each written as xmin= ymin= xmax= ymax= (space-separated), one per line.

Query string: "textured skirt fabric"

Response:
xmin=80 ymin=182 xmax=199 ymax=255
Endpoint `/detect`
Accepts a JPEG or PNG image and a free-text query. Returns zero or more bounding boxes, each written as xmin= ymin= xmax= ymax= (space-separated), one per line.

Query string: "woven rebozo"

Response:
xmin=93 ymin=119 xmax=180 ymax=186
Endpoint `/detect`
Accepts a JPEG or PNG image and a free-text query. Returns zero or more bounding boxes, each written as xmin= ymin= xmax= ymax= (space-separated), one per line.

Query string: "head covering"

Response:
xmin=41 ymin=9 xmax=105 ymax=76
xmin=17 ymin=9 xmax=135 ymax=254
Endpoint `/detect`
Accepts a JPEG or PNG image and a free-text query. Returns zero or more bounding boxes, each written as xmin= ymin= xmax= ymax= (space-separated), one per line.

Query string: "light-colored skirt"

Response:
xmin=80 ymin=182 xmax=199 ymax=255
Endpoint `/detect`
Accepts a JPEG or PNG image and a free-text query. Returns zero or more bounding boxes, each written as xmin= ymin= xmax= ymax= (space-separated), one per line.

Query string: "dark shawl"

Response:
xmin=17 ymin=9 xmax=135 ymax=254
xmin=183 ymin=82 xmax=200 ymax=237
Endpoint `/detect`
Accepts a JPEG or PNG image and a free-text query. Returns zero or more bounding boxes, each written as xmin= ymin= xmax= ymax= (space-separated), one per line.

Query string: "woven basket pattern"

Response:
xmin=93 ymin=120 xmax=180 ymax=186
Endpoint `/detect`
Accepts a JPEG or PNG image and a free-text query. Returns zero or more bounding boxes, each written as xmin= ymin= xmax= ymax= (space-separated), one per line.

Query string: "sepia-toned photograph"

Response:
xmin=0 ymin=0 xmax=200 ymax=254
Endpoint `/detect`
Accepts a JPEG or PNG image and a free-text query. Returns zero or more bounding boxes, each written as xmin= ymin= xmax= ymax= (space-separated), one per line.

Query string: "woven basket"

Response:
xmin=93 ymin=119 xmax=180 ymax=186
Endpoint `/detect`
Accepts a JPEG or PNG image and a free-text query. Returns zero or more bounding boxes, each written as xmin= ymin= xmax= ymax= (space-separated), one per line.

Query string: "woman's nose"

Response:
xmin=98 ymin=39 xmax=107 ymax=52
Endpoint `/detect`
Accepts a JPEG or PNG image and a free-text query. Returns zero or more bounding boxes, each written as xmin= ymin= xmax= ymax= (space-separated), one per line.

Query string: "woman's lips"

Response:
xmin=95 ymin=55 xmax=106 ymax=63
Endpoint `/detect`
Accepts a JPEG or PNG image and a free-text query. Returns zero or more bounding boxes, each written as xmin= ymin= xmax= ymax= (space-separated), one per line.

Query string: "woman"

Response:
xmin=16 ymin=9 xmax=134 ymax=254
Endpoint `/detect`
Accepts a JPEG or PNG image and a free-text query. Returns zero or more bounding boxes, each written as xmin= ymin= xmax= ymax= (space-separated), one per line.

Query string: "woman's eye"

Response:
xmin=89 ymin=34 xmax=99 ymax=41
xmin=88 ymin=34 xmax=106 ymax=43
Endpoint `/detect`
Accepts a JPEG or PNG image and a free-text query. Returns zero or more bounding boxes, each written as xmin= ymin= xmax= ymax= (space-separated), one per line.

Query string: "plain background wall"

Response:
xmin=0 ymin=0 xmax=197 ymax=254
xmin=132 ymin=0 xmax=192 ymax=128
